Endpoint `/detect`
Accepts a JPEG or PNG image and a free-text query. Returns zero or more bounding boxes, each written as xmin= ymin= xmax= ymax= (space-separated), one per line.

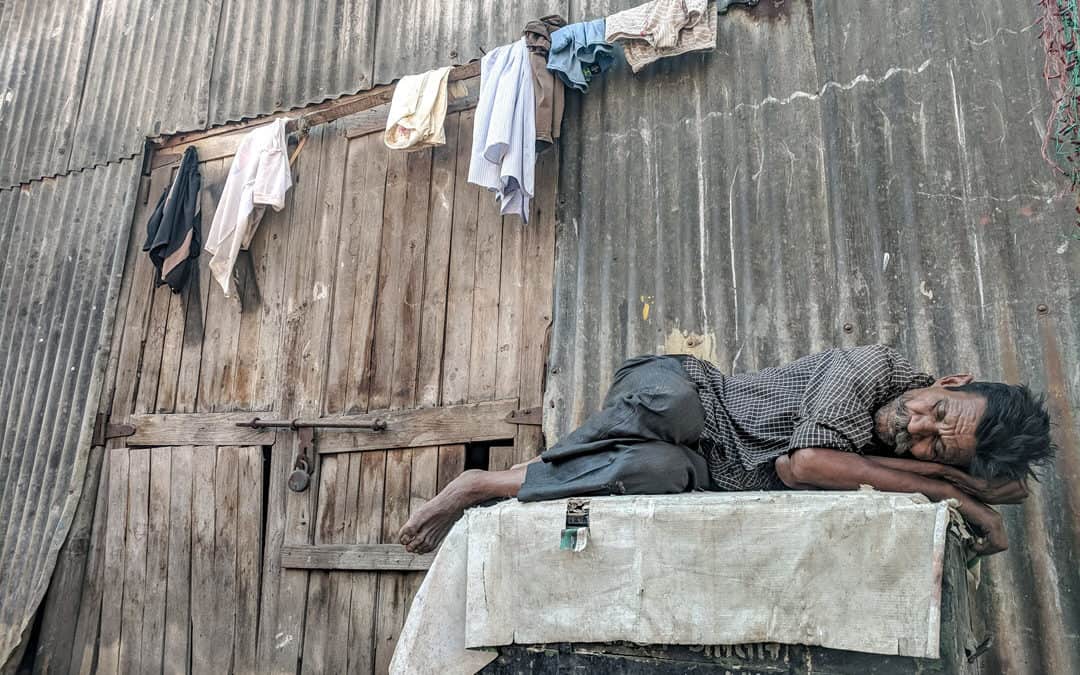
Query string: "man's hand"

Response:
xmin=940 ymin=469 xmax=1029 ymax=505
xmin=962 ymin=500 xmax=1009 ymax=555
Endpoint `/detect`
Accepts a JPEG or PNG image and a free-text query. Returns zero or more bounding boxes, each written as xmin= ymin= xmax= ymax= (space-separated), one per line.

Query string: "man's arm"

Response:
xmin=861 ymin=455 xmax=1029 ymax=504
xmin=776 ymin=448 xmax=1008 ymax=554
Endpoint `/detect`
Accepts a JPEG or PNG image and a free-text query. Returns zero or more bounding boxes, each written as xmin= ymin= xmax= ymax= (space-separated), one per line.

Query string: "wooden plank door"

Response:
xmin=64 ymin=80 xmax=557 ymax=675
xmin=259 ymin=107 xmax=558 ymax=674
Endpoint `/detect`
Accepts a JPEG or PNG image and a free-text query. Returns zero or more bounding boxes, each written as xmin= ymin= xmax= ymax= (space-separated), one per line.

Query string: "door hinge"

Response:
xmin=505 ymin=407 xmax=542 ymax=426
xmin=91 ymin=413 xmax=136 ymax=447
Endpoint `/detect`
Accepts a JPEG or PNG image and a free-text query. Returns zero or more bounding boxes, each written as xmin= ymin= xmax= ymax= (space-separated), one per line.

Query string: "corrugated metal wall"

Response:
xmin=68 ymin=0 xmax=224 ymax=169
xmin=1 ymin=0 xmax=556 ymax=188
xmin=1 ymin=0 xmax=1076 ymax=671
xmin=207 ymin=0 xmax=378 ymax=123
xmin=372 ymin=0 xmax=567 ymax=84
xmin=0 ymin=0 xmax=99 ymax=187
xmin=549 ymin=1 xmax=1080 ymax=672
xmin=0 ymin=159 xmax=141 ymax=668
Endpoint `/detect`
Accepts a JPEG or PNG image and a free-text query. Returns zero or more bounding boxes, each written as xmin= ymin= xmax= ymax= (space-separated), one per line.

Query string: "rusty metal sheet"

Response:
xmin=548 ymin=2 xmax=1080 ymax=673
xmin=0 ymin=159 xmax=141 ymax=669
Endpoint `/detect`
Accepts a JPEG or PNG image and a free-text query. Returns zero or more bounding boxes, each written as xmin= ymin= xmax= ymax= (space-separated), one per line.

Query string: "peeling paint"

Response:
xmin=662 ymin=327 xmax=719 ymax=364
xmin=919 ymin=281 xmax=934 ymax=301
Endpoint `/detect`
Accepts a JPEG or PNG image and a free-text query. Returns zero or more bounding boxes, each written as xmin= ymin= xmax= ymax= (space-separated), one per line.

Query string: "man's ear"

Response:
xmin=935 ymin=373 xmax=974 ymax=387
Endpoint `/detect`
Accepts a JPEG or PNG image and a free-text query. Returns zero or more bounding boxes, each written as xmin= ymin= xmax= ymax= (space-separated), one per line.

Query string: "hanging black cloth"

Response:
xmin=143 ymin=145 xmax=202 ymax=293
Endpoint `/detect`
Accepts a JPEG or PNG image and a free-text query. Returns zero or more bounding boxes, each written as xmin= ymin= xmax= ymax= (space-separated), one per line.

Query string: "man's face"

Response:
xmin=873 ymin=386 xmax=985 ymax=466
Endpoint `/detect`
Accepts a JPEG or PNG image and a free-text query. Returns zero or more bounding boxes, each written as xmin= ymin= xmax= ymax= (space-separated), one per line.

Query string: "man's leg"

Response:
xmin=400 ymin=355 xmax=704 ymax=553
xmin=399 ymin=457 xmax=539 ymax=553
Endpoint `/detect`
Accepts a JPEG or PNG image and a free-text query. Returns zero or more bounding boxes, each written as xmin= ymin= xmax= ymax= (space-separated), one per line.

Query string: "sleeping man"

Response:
xmin=399 ymin=345 xmax=1055 ymax=556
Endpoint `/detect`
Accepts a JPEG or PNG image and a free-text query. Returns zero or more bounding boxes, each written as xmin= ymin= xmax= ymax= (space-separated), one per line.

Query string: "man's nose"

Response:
xmin=907 ymin=415 xmax=936 ymax=436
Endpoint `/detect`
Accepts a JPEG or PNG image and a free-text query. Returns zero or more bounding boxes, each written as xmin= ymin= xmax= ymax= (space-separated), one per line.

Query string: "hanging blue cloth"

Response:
xmin=546 ymin=19 xmax=615 ymax=93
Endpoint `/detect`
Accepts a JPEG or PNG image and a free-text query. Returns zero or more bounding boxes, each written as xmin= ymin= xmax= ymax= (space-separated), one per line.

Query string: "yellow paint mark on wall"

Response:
xmin=640 ymin=295 xmax=654 ymax=322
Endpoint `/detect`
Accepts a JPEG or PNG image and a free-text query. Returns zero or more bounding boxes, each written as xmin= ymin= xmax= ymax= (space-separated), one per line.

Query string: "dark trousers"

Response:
xmin=518 ymin=355 xmax=711 ymax=502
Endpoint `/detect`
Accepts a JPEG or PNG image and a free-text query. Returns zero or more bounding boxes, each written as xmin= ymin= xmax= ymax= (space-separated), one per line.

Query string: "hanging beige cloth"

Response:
xmin=384 ymin=66 xmax=454 ymax=150
xmin=606 ymin=0 xmax=717 ymax=73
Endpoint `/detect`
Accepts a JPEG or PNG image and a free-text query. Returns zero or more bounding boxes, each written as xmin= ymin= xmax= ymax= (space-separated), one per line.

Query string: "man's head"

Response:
xmin=874 ymin=374 xmax=1056 ymax=480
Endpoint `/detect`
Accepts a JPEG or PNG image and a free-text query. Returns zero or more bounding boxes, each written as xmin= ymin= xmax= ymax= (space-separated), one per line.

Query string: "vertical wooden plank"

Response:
xmin=139 ymin=447 xmax=172 ymax=673
xmin=249 ymin=204 xmax=290 ymax=412
xmin=417 ymin=114 xmax=459 ymax=409
xmin=154 ymin=288 xmax=188 ymax=412
xmin=257 ymin=124 xmax=329 ymax=673
xmin=111 ymin=170 xmax=173 ymax=419
xmin=346 ymin=451 xmax=385 ymax=674
xmin=468 ymin=190 xmax=503 ymax=403
xmin=514 ymin=150 xmax=559 ymax=464
xmin=190 ymin=446 xmax=216 ymax=675
xmin=176 ymin=158 xmax=227 ymax=413
xmin=198 ymin=268 xmax=243 ymax=412
xmin=300 ymin=455 xmax=340 ymax=674
xmin=69 ymin=447 xmax=111 ymax=675
xmin=234 ymin=446 xmax=263 ymax=675
xmin=494 ymin=218 xmax=524 ymax=400
xmin=368 ymin=151 xmax=408 ymax=412
xmin=326 ymin=134 xmax=388 ymax=415
xmin=134 ymin=286 xmax=172 ymax=413
xmin=163 ymin=446 xmax=193 ymax=675
xmin=96 ymin=449 xmax=129 ymax=675
xmin=489 ymin=208 xmax=525 ymax=472
xmin=231 ymin=179 xmax=290 ymax=410
xmin=389 ymin=149 xmax=433 ymax=411
xmin=404 ymin=446 xmax=439 ymax=606
xmin=323 ymin=453 xmax=353 ymax=675
xmin=437 ymin=444 xmax=466 ymax=492
xmin=373 ymin=450 xmax=411 ymax=674
xmin=212 ymin=446 xmax=239 ymax=671
xmin=441 ymin=111 xmax=480 ymax=407
xmin=118 ymin=448 xmax=150 ymax=675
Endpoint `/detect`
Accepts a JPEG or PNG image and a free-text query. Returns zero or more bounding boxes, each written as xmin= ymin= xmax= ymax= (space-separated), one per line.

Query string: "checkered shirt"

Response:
xmin=679 ymin=345 xmax=935 ymax=490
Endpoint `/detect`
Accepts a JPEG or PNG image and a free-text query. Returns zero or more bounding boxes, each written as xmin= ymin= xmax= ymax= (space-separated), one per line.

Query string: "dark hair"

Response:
xmin=946 ymin=382 xmax=1056 ymax=481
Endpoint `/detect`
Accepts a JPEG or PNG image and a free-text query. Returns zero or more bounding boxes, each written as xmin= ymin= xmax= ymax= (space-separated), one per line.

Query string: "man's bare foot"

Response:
xmin=399 ymin=463 xmax=531 ymax=553
xmin=399 ymin=470 xmax=486 ymax=554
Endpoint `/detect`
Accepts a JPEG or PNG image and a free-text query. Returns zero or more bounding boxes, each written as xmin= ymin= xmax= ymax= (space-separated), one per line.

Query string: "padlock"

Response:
xmin=288 ymin=456 xmax=311 ymax=492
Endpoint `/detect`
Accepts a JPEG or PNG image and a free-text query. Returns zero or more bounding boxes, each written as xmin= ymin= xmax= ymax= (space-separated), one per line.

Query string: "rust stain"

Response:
xmin=746 ymin=0 xmax=812 ymax=24
xmin=1038 ymin=312 xmax=1080 ymax=534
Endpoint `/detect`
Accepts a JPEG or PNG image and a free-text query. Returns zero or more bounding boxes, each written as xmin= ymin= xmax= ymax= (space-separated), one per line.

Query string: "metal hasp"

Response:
xmin=236 ymin=417 xmax=388 ymax=492
xmin=90 ymin=413 xmax=136 ymax=447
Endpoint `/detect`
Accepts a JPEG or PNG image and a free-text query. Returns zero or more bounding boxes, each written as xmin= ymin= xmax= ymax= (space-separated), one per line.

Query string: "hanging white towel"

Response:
xmin=467 ymin=39 xmax=536 ymax=223
xmin=204 ymin=118 xmax=292 ymax=298
xmin=384 ymin=66 xmax=454 ymax=150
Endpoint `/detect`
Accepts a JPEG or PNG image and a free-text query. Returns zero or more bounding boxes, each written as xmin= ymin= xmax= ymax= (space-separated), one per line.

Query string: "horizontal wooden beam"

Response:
xmin=316 ymin=398 xmax=520 ymax=454
xmin=153 ymin=60 xmax=481 ymax=161
xmin=126 ymin=413 xmax=277 ymax=446
xmin=280 ymin=544 xmax=434 ymax=571
xmin=124 ymin=399 xmax=522 ymax=450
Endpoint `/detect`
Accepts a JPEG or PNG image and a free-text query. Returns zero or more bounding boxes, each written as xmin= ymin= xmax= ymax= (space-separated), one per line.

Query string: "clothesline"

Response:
xmin=147 ymin=0 xmax=760 ymax=302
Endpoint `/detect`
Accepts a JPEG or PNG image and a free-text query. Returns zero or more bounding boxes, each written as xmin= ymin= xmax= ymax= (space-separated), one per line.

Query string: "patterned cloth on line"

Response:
xmin=679 ymin=345 xmax=935 ymax=490
xmin=605 ymin=0 xmax=717 ymax=73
